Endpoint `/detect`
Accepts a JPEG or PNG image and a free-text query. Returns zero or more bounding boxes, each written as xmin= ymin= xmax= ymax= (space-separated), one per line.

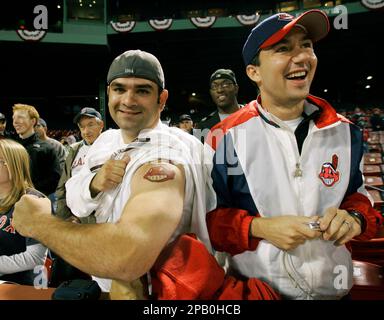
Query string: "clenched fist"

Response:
xmin=12 ymin=195 xmax=52 ymax=238
xmin=90 ymin=155 xmax=130 ymax=197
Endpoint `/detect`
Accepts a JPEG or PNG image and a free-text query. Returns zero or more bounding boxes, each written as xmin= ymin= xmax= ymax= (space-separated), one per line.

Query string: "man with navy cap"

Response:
xmin=55 ymin=107 xmax=104 ymax=222
xmin=13 ymin=50 xmax=212 ymax=297
xmin=205 ymin=10 xmax=382 ymax=299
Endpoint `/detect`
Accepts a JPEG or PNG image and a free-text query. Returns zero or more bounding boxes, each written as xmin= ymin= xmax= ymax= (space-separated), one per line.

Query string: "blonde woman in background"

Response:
xmin=0 ymin=139 xmax=47 ymax=285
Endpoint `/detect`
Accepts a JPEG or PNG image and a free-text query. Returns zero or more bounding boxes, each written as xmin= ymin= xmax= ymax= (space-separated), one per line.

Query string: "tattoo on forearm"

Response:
xmin=143 ymin=165 xmax=175 ymax=182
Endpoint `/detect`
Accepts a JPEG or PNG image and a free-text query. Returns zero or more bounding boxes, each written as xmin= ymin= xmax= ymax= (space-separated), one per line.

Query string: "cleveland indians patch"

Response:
xmin=318 ymin=154 xmax=340 ymax=187
xmin=277 ymin=13 xmax=294 ymax=21
xmin=144 ymin=165 xmax=175 ymax=182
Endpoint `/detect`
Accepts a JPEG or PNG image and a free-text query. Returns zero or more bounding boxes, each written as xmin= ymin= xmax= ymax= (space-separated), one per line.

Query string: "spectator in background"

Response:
xmin=66 ymin=135 xmax=77 ymax=145
xmin=370 ymin=108 xmax=384 ymax=131
xmin=178 ymin=114 xmax=195 ymax=135
xmin=35 ymin=118 xmax=67 ymax=171
xmin=34 ymin=118 xmax=67 ymax=211
xmin=60 ymin=135 xmax=77 ymax=155
xmin=351 ymin=107 xmax=366 ymax=128
xmin=0 ymin=113 xmax=13 ymax=139
xmin=12 ymin=104 xmax=61 ymax=197
xmin=0 ymin=113 xmax=6 ymax=137
xmin=55 ymin=107 xmax=104 ymax=222
xmin=198 ymin=69 xmax=242 ymax=133
xmin=0 ymin=139 xmax=47 ymax=285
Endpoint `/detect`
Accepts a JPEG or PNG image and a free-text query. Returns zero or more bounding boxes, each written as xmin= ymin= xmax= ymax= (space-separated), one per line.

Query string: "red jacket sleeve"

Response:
xmin=340 ymin=192 xmax=383 ymax=240
xmin=206 ymin=207 xmax=261 ymax=256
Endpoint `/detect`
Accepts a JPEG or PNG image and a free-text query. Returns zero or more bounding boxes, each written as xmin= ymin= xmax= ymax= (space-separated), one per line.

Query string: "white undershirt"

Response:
xmin=283 ymin=116 xmax=304 ymax=132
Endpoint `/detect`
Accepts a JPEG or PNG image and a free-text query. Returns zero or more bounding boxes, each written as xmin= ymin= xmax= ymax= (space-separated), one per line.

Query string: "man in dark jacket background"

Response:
xmin=12 ymin=104 xmax=61 ymax=196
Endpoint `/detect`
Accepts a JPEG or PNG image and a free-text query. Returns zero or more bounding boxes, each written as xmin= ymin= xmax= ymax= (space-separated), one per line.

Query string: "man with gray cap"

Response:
xmin=12 ymin=50 xmax=213 ymax=297
xmin=178 ymin=114 xmax=195 ymax=135
xmin=55 ymin=107 xmax=104 ymax=222
xmin=35 ymin=118 xmax=66 ymax=172
xmin=205 ymin=10 xmax=382 ymax=299
xmin=198 ymin=69 xmax=241 ymax=133
xmin=34 ymin=117 xmax=67 ymax=211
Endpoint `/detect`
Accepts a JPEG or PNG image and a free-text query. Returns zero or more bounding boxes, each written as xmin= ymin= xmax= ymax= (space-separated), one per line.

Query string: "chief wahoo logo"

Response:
xmin=319 ymin=154 xmax=340 ymax=187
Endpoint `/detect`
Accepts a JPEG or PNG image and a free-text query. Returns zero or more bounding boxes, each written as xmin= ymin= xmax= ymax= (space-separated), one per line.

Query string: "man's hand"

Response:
xmin=251 ymin=215 xmax=322 ymax=251
xmin=90 ymin=155 xmax=130 ymax=197
xmin=319 ymin=207 xmax=362 ymax=246
xmin=12 ymin=195 xmax=52 ymax=238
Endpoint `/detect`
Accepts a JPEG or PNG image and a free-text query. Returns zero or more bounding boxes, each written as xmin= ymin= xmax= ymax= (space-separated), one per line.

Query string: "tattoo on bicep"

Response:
xmin=143 ymin=165 xmax=176 ymax=182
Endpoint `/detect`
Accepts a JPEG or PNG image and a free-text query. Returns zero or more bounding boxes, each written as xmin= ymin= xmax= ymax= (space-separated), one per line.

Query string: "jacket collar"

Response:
xmin=255 ymin=94 xmax=339 ymax=129
xmin=18 ymin=132 xmax=39 ymax=146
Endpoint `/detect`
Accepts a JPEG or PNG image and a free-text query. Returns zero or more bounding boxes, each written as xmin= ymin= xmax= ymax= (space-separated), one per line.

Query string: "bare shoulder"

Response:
xmin=130 ymin=160 xmax=185 ymax=195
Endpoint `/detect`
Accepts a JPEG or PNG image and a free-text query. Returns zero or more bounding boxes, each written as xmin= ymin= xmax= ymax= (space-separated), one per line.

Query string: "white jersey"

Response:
xmin=205 ymin=95 xmax=374 ymax=299
xmin=66 ymin=122 xmax=212 ymax=291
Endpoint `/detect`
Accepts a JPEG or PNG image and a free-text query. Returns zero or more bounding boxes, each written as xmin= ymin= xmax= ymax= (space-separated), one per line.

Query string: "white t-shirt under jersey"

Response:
xmin=283 ymin=116 xmax=304 ymax=132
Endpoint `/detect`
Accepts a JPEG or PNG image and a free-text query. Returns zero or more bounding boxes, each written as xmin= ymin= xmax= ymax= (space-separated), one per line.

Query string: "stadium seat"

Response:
xmin=364 ymin=153 xmax=382 ymax=165
xmin=368 ymin=143 xmax=382 ymax=153
xmin=367 ymin=189 xmax=384 ymax=212
xmin=350 ymin=260 xmax=384 ymax=300
xmin=350 ymin=238 xmax=384 ymax=267
xmin=364 ymin=165 xmax=381 ymax=176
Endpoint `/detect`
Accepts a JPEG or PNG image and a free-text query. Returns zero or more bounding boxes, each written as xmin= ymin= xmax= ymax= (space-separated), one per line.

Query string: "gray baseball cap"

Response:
xmin=38 ymin=118 xmax=47 ymax=127
xmin=107 ymin=50 xmax=165 ymax=89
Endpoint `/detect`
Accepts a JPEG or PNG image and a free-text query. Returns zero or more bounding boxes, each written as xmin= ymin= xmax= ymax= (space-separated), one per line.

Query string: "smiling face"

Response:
xmin=107 ymin=77 xmax=168 ymax=143
xmin=12 ymin=110 xmax=36 ymax=137
xmin=246 ymin=27 xmax=318 ymax=111
xmin=78 ymin=116 xmax=104 ymax=145
xmin=209 ymin=79 xmax=239 ymax=113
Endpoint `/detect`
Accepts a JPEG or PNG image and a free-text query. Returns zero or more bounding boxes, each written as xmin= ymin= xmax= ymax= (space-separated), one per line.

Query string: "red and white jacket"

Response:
xmin=205 ymin=95 xmax=382 ymax=299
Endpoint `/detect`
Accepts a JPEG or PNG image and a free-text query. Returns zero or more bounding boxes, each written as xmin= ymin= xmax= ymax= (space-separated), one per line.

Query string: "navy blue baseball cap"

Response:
xmin=73 ymin=107 xmax=102 ymax=124
xmin=242 ymin=9 xmax=330 ymax=65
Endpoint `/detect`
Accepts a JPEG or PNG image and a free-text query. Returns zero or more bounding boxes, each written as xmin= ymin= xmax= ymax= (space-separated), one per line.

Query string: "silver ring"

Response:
xmin=307 ymin=221 xmax=321 ymax=231
xmin=343 ymin=221 xmax=352 ymax=229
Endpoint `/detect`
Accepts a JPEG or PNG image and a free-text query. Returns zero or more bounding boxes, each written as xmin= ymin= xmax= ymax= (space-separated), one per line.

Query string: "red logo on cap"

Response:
xmin=277 ymin=13 xmax=294 ymax=21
